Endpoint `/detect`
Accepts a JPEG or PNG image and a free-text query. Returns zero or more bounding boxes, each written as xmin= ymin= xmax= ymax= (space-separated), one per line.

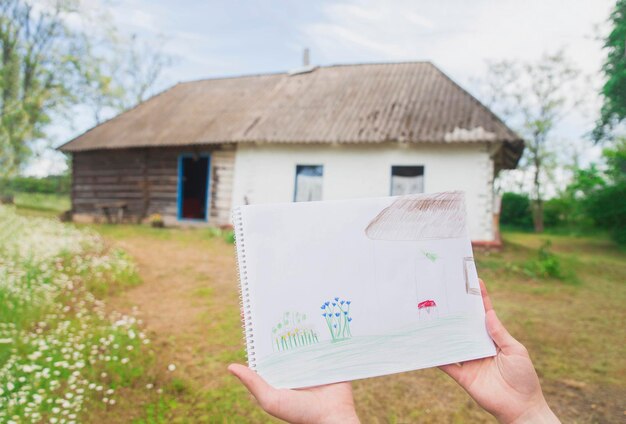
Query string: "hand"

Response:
xmin=439 ymin=280 xmax=559 ymax=424
xmin=228 ymin=364 xmax=360 ymax=424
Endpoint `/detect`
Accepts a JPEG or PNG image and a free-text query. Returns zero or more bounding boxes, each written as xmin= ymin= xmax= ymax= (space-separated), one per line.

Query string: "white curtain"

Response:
xmin=391 ymin=175 xmax=424 ymax=196
xmin=295 ymin=174 xmax=323 ymax=202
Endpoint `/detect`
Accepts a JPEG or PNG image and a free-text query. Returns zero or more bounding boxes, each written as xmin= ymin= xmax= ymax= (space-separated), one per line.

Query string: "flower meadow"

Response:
xmin=0 ymin=206 xmax=148 ymax=423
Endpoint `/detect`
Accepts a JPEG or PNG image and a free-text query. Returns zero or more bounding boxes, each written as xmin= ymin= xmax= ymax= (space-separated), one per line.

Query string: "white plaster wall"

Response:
xmin=231 ymin=143 xmax=495 ymax=241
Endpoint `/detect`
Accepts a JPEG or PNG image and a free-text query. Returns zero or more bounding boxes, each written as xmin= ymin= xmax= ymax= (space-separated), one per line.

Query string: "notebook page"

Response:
xmin=237 ymin=192 xmax=496 ymax=388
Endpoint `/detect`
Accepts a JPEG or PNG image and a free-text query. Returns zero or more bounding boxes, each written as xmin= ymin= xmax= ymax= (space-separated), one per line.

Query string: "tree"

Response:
xmin=480 ymin=52 xmax=582 ymax=232
xmin=79 ymin=33 xmax=171 ymax=124
xmin=581 ymin=139 xmax=626 ymax=245
xmin=0 ymin=0 xmax=86 ymax=181
xmin=594 ymin=0 xmax=626 ymax=141
xmin=0 ymin=0 xmax=170 ymax=183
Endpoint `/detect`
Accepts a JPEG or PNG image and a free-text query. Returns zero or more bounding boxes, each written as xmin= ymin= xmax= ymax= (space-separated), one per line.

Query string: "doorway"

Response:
xmin=178 ymin=155 xmax=210 ymax=221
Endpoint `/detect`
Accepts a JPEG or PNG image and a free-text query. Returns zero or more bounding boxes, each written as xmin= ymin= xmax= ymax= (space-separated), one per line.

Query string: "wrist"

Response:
xmin=508 ymin=399 xmax=559 ymax=424
xmin=319 ymin=411 xmax=360 ymax=424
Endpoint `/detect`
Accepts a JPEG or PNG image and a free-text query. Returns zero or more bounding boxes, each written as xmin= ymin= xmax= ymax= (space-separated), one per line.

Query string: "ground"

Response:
xmin=65 ymin=222 xmax=625 ymax=424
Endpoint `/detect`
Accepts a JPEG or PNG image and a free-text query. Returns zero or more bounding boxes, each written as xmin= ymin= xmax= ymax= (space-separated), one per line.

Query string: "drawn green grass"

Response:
xmin=272 ymin=312 xmax=319 ymax=352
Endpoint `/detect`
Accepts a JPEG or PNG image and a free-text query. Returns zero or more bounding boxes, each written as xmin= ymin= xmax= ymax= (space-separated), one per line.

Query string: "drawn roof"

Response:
xmin=59 ymin=62 xmax=524 ymax=169
xmin=365 ymin=191 xmax=467 ymax=240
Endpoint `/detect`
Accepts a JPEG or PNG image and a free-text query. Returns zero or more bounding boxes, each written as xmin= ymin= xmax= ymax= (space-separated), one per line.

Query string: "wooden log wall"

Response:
xmin=71 ymin=145 xmax=235 ymax=226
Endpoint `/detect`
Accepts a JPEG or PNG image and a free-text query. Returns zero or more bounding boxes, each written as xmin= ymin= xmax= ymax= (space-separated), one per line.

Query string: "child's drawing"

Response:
xmin=271 ymin=311 xmax=319 ymax=352
xmin=365 ymin=191 xmax=466 ymax=240
xmin=320 ymin=297 xmax=353 ymax=341
xmin=422 ymin=250 xmax=438 ymax=262
xmin=248 ymin=192 xmax=495 ymax=388
xmin=417 ymin=299 xmax=438 ymax=319
xmin=464 ymin=257 xmax=481 ymax=296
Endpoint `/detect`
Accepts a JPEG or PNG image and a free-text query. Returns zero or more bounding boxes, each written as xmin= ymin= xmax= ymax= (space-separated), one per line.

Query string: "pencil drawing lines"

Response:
xmin=364 ymin=191 xmax=467 ymax=240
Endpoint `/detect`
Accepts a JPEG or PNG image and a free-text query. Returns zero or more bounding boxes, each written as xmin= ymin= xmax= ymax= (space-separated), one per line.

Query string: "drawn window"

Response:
xmin=390 ymin=166 xmax=424 ymax=195
xmin=294 ymin=165 xmax=323 ymax=202
xmin=464 ymin=257 xmax=481 ymax=295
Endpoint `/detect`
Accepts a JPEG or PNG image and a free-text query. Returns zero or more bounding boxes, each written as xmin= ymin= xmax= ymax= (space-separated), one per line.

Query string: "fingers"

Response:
xmin=439 ymin=362 xmax=463 ymax=382
xmin=485 ymin=309 xmax=520 ymax=354
xmin=479 ymin=279 xmax=493 ymax=313
xmin=228 ymin=364 xmax=275 ymax=406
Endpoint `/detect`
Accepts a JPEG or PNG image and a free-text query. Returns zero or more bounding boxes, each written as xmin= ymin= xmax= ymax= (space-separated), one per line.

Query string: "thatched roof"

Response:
xmin=59 ymin=62 xmax=523 ymax=169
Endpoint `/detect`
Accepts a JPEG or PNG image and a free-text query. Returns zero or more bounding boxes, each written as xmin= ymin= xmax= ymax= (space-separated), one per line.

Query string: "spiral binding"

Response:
xmin=232 ymin=207 xmax=256 ymax=370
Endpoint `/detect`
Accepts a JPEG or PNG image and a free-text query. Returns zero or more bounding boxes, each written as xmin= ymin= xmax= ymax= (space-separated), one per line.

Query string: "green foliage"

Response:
xmin=579 ymin=141 xmax=626 ymax=245
xmin=0 ymin=0 xmax=170 ymax=180
xmin=523 ymin=240 xmax=569 ymax=281
xmin=500 ymin=192 xmax=533 ymax=229
xmin=223 ymin=230 xmax=235 ymax=244
xmin=13 ymin=192 xmax=70 ymax=212
xmin=584 ymin=181 xmax=626 ymax=245
xmin=4 ymin=175 xmax=70 ymax=194
xmin=594 ymin=0 xmax=626 ymax=141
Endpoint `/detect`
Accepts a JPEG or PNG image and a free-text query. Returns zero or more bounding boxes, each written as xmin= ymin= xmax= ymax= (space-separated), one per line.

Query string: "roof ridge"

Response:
xmin=178 ymin=61 xmax=435 ymax=85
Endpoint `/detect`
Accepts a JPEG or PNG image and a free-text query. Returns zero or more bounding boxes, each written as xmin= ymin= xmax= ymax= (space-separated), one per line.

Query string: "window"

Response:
xmin=294 ymin=165 xmax=323 ymax=202
xmin=390 ymin=166 xmax=424 ymax=195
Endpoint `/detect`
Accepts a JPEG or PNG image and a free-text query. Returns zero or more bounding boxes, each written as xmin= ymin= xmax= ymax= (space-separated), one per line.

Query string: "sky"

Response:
xmin=28 ymin=0 xmax=616 ymax=185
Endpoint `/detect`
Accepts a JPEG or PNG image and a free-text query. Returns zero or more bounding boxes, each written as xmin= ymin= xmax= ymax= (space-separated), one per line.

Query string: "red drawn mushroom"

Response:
xmin=417 ymin=299 xmax=437 ymax=318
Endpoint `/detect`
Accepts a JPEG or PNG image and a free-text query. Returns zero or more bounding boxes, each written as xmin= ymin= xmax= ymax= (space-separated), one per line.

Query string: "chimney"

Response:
xmin=288 ymin=48 xmax=316 ymax=76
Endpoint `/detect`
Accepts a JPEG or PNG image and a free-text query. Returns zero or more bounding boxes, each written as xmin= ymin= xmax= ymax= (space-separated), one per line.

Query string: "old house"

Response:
xmin=58 ymin=62 xmax=523 ymax=243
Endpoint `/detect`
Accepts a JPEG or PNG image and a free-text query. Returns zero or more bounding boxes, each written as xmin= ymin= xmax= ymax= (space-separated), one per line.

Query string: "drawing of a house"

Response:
xmin=59 ymin=62 xmax=522 ymax=244
xmin=365 ymin=192 xmax=480 ymax=321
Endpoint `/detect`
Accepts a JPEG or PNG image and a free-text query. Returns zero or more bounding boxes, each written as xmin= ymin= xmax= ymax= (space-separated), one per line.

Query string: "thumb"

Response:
xmin=228 ymin=364 xmax=275 ymax=407
xmin=485 ymin=310 xmax=521 ymax=354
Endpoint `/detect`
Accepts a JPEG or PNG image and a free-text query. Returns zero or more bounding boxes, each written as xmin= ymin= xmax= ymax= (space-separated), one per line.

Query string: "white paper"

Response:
xmin=235 ymin=191 xmax=496 ymax=388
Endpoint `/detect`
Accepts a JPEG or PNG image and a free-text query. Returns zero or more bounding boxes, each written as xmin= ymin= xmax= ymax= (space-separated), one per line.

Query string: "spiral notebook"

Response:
xmin=233 ymin=191 xmax=496 ymax=389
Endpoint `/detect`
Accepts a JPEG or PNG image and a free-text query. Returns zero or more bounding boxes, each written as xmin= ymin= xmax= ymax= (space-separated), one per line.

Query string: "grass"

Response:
xmin=12 ymin=192 xmax=70 ymax=213
xmin=7 ymin=208 xmax=626 ymax=422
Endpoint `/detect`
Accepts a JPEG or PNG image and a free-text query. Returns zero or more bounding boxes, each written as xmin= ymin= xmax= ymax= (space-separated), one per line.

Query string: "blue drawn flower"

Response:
xmin=325 ymin=301 xmax=330 ymax=306
xmin=333 ymin=324 xmax=337 ymax=328
xmin=334 ymin=297 xmax=339 ymax=301
xmin=348 ymin=317 xmax=352 ymax=322
xmin=332 ymin=303 xmax=336 ymax=306
xmin=346 ymin=301 xmax=351 ymax=305
xmin=321 ymin=305 xmax=326 ymax=310
xmin=340 ymin=300 xmax=345 ymax=305
xmin=322 ymin=313 xmax=326 ymax=317
xmin=343 ymin=311 xmax=348 ymax=315
xmin=335 ymin=313 xmax=340 ymax=317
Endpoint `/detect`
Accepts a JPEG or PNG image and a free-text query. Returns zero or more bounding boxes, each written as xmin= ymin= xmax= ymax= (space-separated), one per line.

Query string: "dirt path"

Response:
xmin=113 ymin=234 xmax=239 ymax=379
xmin=89 ymin=233 xmax=263 ymax=422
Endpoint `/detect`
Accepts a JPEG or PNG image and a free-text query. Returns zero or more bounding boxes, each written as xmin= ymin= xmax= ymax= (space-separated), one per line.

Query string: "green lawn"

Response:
xmin=12 ymin=191 xmax=70 ymax=214
xmin=6 ymin=207 xmax=626 ymax=422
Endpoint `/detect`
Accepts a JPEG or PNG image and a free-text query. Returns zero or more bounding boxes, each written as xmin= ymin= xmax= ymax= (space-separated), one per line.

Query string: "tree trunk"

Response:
xmin=532 ymin=157 xmax=544 ymax=233
xmin=532 ymin=198 xmax=544 ymax=233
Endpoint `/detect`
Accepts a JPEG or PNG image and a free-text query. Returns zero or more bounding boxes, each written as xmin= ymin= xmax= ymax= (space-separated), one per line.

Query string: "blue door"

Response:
xmin=178 ymin=154 xmax=211 ymax=221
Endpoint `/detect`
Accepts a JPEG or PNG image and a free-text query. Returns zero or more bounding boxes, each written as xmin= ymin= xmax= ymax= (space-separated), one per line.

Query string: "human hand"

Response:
xmin=228 ymin=364 xmax=360 ymax=424
xmin=439 ymin=280 xmax=559 ymax=424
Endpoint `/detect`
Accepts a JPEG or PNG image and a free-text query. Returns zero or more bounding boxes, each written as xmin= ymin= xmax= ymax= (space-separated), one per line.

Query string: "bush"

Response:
xmin=584 ymin=181 xmax=626 ymax=245
xmin=2 ymin=175 xmax=70 ymax=195
xmin=523 ymin=240 xmax=576 ymax=283
xmin=500 ymin=192 xmax=533 ymax=229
